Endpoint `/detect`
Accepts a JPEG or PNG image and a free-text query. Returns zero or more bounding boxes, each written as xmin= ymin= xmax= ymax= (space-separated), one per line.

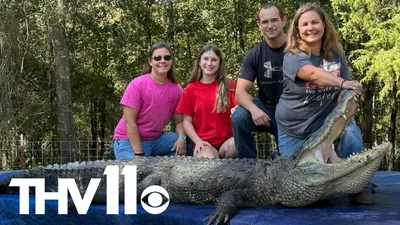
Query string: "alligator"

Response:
xmin=0 ymin=90 xmax=390 ymax=225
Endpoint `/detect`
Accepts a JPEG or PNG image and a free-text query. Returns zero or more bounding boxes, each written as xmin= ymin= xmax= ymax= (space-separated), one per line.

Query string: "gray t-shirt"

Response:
xmin=275 ymin=51 xmax=351 ymax=138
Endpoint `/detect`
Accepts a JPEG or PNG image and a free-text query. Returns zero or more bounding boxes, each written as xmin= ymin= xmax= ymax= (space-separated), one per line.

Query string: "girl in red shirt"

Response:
xmin=177 ymin=44 xmax=237 ymax=159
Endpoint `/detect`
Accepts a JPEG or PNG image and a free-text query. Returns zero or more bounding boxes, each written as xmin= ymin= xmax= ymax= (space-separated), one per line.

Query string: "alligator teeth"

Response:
xmin=315 ymin=149 xmax=323 ymax=162
xmin=342 ymin=115 xmax=347 ymax=120
xmin=353 ymin=96 xmax=358 ymax=102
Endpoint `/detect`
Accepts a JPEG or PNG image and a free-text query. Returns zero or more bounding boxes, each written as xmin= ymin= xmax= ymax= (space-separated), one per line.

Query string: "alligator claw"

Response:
xmin=204 ymin=212 xmax=217 ymax=225
xmin=204 ymin=211 xmax=231 ymax=225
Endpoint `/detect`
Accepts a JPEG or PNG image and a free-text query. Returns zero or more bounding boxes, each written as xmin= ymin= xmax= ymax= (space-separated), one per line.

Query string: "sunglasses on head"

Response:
xmin=152 ymin=55 xmax=172 ymax=61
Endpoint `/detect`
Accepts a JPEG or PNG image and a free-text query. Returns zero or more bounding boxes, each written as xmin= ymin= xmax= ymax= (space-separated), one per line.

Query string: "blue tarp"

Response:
xmin=0 ymin=171 xmax=399 ymax=225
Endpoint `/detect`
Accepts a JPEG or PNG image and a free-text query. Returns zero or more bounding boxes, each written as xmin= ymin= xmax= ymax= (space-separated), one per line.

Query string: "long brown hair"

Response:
xmin=188 ymin=44 xmax=231 ymax=113
xmin=285 ymin=3 xmax=344 ymax=59
xmin=141 ymin=42 xmax=177 ymax=83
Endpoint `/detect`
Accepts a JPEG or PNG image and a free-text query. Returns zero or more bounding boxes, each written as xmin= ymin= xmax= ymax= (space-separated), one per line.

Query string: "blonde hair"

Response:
xmin=285 ymin=3 xmax=344 ymax=59
xmin=188 ymin=44 xmax=231 ymax=113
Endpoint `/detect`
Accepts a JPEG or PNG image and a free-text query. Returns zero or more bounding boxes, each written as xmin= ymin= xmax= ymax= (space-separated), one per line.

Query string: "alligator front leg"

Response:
xmin=137 ymin=173 xmax=163 ymax=200
xmin=205 ymin=188 xmax=266 ymax=225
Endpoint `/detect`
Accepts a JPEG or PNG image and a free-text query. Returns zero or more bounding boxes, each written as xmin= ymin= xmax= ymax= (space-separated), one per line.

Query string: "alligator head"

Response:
xmin=274 ymin=90 xmax=390 ymax=207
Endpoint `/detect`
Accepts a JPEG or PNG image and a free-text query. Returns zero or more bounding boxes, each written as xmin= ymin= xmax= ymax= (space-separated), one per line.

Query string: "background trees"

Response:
xmin=332 ymin=0 xmax=400 ymax=170
xmin=0 ymin=0 xmax=398 ymax=170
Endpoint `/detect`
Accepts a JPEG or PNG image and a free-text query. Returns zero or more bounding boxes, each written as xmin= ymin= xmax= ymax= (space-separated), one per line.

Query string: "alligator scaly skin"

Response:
xmin=0 ymin=90 xmax=390 ymax=225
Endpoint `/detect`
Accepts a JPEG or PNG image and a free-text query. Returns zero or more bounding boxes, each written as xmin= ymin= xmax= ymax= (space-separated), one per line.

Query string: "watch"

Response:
xmin=179 ymin=135 xmax=187 ymax=140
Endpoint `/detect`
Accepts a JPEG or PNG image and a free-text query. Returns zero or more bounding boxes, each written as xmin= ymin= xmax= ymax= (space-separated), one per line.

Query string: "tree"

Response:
xmin=48 ymin=0 xmax=76 ymax=163
xmin=332 ymin=0 xmax=400 ymax=170
xmin=0 ymin=2 xmax=20 ymax=169
xmin=353 ymin=14 xmax=400 ymax=170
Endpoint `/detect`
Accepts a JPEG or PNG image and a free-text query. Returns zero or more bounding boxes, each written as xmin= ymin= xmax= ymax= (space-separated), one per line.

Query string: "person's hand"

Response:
xmin=250 ymin=107 xmax=270 ymax=126
xmin=341 ymin=80 xmax=363 ymax=97
xmin=194 ymin=140 xmax=212 ymax=156
xmin=133 ymin=151 xmax=146 ymax=159
xmin=230 ymin=105 xmax=238 ymax=117
xmin=172 ymin=138 xmax=187 ymax=156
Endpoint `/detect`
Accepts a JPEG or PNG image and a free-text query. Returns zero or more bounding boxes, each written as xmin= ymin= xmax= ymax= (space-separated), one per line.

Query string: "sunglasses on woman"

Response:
xmin=152 ymin=55 xmax=172 ymax=61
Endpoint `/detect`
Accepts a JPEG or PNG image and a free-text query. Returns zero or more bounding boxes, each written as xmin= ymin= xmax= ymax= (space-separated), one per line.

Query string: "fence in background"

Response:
xmin=0 ymin=137 xmax=398 ymax=171
xmin=0 ymin=139 xmax=114 ymax=170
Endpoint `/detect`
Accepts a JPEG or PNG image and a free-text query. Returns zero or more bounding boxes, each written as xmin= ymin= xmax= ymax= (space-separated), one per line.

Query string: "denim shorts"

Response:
xmin=113 ymin=132 xmax=178 ymax=160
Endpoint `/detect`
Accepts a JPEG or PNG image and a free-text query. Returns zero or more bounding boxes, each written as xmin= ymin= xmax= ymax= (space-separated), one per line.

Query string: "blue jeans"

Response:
xmin=231 ymin=99 xmax=278 ymax=158
xmin=278 ymin=120 xmax=372 ymax=191
xmin=113 ymin=132 xmax=193 ymax=160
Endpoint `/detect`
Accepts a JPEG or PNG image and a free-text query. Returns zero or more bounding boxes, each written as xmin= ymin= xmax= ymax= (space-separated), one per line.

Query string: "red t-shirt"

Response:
xmin=176 ymin=80 xmax=237 ymax=148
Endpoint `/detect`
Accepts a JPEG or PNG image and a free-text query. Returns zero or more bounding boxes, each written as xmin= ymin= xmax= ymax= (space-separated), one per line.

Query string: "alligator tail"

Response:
xmin=0 ymin=170 xmax=31 ymax=193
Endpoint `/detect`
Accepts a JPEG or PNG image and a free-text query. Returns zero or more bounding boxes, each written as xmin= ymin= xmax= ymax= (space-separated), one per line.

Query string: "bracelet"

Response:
xmin=134 ymin=152 xmax=145 ymax=156
xmin=179 ymin=135 xmax=187 ymax=140
xmin=340 ymin=80 xmax=346 ymax=89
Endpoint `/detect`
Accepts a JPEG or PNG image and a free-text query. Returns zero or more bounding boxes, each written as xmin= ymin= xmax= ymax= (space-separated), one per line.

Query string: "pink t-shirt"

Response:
xmin=113 ymin=74 xmax=183 ymax=141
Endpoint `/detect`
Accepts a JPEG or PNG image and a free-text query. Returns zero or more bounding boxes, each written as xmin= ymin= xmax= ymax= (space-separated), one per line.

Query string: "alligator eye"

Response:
xmin=140 ymin=185 xmax=170 ymax=214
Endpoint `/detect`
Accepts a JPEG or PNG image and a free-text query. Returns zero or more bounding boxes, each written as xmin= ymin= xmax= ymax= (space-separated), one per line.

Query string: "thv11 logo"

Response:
xmin=9 ymin=165 xmax=170 ymax=215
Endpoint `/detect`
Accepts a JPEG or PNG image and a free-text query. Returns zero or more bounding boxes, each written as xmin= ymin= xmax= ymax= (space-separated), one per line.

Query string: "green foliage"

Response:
xmin=354 ymin=14 xmax=400 ymax=99
xmin=332 ymin=0 xmax=399 ymax=147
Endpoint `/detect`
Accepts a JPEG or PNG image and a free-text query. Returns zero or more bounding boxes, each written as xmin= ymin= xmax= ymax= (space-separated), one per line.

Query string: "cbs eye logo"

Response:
xmin=140 ymin=185 xmax=170 ymax=214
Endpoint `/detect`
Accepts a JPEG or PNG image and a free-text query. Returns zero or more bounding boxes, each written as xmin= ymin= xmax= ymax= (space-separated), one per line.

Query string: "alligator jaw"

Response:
xmin=292 ymin=89 xmax=389 ymax=193
xmin=297 ymin=90 xmax=359 ymax=165
xmin=300 ymin=142 xmax=390 ymax=187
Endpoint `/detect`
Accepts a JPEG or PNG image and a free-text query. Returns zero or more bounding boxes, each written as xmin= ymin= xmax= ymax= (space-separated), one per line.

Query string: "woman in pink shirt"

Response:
xmin=113 ymin=42 xmax=190 ymax=160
